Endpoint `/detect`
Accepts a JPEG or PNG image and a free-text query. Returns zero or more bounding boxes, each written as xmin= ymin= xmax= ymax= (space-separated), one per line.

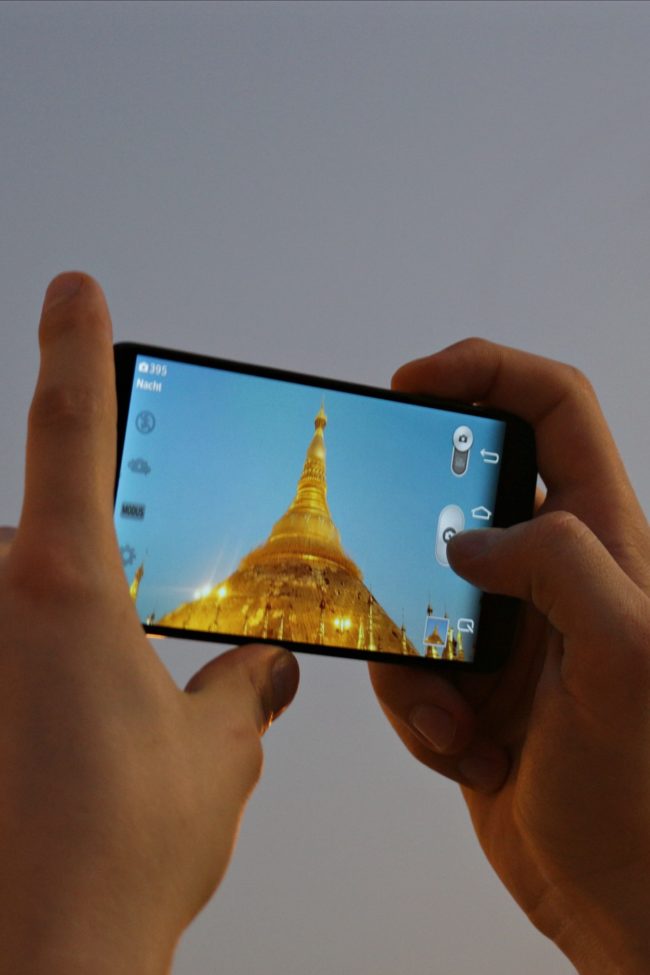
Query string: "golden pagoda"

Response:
xmin=424 ymin=624 xmax=443 ymax=647
xmin=455 ymin=629 xmax=465 ymax=662
xmin=441 ymin=626 xmax=456 ymax=661
xmin=156 ymin=404 xmax=418 ymax=655
xmin=129 ymin=563 xmax=144 ymax=603
xmin=424 ymin=644 xmax=440 ymax=660
xmin=439 ymin=624 xmax=465 ymax=662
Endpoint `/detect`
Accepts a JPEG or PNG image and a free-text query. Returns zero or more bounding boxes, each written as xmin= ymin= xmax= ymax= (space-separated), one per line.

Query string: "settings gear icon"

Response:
xmin=120 ymin=544 xmax=137 ymax=567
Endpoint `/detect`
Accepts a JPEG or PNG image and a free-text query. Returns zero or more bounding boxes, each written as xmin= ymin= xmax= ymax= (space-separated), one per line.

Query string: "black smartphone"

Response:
xmin=113 ymin=344 xmax=536 ymax=672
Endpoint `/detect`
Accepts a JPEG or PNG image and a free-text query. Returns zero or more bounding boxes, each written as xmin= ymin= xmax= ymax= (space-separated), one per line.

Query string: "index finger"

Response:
xmin=393 ymin=339 xmax=649 ymax=581
xmin=394 ymin=339 xmax=627 ymax=496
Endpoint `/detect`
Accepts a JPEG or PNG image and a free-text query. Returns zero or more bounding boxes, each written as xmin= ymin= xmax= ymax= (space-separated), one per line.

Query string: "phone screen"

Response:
xmin=114 ymin=347 xmax=535 ymax=669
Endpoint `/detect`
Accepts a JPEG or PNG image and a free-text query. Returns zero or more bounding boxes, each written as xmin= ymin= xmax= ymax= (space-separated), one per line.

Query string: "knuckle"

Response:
xmin=561 ymin=362 xmax=596 ymax=402
xmin=29 ymin=382 xmax=107 ymax=433
xmin=530 ymin=512 xmax=591 ymax=614
xmin=449 ymin=336 xmax=493 ymax=356
xmin=538 ymin=508 xmax=584 ymax=537
xmin=7 ymin=531 xmax=99 ymax=603
xmin=536 ymin=510 xmax=590 ymax=553
xmin=463 ymin=336 xmax=492 ymax=350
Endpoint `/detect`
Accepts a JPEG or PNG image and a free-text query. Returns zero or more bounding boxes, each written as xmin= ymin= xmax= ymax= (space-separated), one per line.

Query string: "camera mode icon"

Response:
xmin=451 ymin=426 xmax=473 ymax=477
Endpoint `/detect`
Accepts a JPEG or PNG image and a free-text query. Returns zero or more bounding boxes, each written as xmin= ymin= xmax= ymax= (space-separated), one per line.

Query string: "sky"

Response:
xmin=2 ymin=3 xmax=650 ymax=973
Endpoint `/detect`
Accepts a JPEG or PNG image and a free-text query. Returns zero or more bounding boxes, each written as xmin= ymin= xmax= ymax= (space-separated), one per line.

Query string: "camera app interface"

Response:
xmin=115 ymin=356 xmax=506 ymax=663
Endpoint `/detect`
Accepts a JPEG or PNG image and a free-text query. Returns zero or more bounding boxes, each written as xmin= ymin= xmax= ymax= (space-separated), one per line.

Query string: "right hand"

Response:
xmin=370 ymin=340 xmax=650 ymax=974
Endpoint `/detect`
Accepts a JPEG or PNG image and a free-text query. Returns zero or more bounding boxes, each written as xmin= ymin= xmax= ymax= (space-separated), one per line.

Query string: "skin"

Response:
xmin=370 ymin=339 xmax=650 ymax=974
xmin=0 ymin=273 xmax=299 ymax=974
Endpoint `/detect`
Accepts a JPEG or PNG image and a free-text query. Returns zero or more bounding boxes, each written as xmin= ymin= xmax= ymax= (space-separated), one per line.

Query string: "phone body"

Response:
xmin=114 ymin=343 xmax=537 ymax=672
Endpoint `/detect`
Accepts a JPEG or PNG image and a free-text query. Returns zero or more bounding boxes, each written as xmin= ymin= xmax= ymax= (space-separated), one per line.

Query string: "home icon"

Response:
xmin=470 ymin=506 xmax=492 ymax=521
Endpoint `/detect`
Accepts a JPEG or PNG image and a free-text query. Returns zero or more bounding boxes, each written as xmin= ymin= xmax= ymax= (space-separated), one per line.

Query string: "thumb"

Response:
xmin=447 ymin=513 xmax=650 ymax=680
xmin=185 ymin=644 xmax=300 ymax=735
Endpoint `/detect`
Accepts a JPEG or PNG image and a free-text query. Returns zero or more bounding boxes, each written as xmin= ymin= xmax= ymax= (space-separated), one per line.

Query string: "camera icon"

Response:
xmin=451 ymin=425 xmax=473 ymax=476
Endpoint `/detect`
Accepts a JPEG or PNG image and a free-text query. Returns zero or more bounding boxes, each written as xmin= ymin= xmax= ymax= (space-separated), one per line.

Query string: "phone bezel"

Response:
xmin=114 ymin=342 xmax=537 ymax=673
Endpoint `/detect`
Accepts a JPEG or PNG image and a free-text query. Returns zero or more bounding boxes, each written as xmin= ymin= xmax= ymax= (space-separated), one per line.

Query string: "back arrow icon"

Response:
xmin=480 ymin=449 xmax=500 ymax=464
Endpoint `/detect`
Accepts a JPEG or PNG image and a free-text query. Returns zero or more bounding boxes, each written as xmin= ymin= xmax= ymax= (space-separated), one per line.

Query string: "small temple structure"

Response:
xmin=154 ymin=403 xmax=419 ymax=655
xmin=423 ymin=622 xmax=465 ymax=661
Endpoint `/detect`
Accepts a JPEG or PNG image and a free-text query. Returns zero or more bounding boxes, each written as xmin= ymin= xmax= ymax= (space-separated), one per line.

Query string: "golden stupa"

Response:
xmin=156 ymin=403 xmax=418 ymax=655
xmin=424 ymin=624 xmax=443 ymax=647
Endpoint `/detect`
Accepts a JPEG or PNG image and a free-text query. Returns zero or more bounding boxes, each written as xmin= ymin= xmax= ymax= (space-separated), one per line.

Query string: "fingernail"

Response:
xmin=458 ymin=747 xmax=509 ymax=793
xmin=270 ymin=652 xmax=299 ymax=718
xmin=410 ymin=704 xmax=457 ymax=752
xmin=43 ymin=273 xmax=83 ymax=311
xmin=447 ymin=528 xmax=502 ymax=561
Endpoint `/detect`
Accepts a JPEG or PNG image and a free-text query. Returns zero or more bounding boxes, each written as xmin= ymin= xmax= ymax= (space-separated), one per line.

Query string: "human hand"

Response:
xmin=370 ymin=339 xmax=650 ymax=975
xmin=0 ymin=274 xmax=299 ymax=974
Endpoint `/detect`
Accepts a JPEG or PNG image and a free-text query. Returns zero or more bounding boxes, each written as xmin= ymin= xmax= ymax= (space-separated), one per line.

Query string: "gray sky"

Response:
xmin=2 ymin=3 xmax=649 ymax=972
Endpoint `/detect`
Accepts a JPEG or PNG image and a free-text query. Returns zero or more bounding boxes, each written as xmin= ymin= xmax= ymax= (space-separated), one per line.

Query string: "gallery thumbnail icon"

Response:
xmin=422 ymin=615 xmax=449 ymax=656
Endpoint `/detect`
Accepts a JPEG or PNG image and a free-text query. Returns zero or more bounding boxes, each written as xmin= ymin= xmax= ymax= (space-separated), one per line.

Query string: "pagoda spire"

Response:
xmin=129 ymin=563 xmax=144 ymax=606
xmin=287 ymin=401 xmax=330 ymax=518
xmin=240 ymin=404 xmax=362 ymax=579
xmin=456 ymin=629 xmax=465 ymax=662
xmin=442 ymin=626 xmax=456 ymax=660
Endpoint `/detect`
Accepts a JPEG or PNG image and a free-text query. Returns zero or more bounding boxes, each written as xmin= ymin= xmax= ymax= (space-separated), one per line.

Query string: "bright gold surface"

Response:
xmin=157 ymin=404 xmax=419 ymax=655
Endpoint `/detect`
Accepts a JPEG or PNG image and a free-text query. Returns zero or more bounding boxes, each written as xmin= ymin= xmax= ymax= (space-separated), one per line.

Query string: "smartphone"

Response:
xmin=114 ymin=344 xmax=536 ymax=672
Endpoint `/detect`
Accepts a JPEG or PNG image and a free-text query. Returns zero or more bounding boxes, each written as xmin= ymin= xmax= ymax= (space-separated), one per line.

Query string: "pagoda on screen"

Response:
xmin=155 ymin=404 xmax=417 ymax=655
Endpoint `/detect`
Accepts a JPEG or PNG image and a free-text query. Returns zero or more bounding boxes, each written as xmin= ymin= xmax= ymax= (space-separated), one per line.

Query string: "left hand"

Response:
xmin=0 ymin=273 xmax=299 ymax=975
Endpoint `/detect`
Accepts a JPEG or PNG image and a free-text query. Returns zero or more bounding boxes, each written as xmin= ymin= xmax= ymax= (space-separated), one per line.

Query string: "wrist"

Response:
xmin=548 ymin=879 xmax=650 ymax=975
xmin=0 ymin=873 xmax=179 ymax=975
xmin=557 ymin=922 xmax=650 ymax=975
xmin=0 ymin=916 xmax=176 ymax=975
